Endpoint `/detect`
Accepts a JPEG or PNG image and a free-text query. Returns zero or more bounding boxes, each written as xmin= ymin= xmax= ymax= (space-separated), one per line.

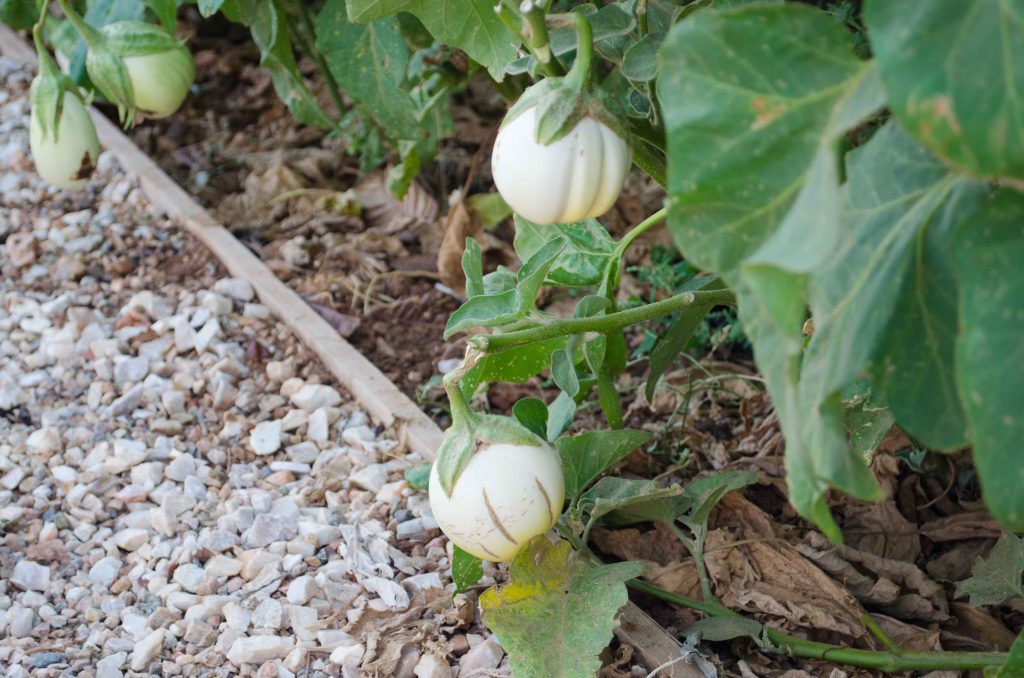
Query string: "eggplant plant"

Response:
xmin=9 ymin=0 xmax=1024 ymax=675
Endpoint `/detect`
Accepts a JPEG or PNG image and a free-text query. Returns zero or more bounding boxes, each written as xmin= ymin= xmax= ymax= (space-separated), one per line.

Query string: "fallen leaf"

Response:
xmin=842 ymin=500 xmax=921 ymax=563
xmin=436 ymin=198 xmax=482 ymax=295
xmin=798 ymin=532 xmax=948 ymax=622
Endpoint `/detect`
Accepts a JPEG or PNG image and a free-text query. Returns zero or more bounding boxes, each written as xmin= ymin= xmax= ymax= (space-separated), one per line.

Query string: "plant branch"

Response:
xmin=632 ymin=138 xmax=667 ymax=187
xmin=668 ymin=522 xmax=716 ymax=604
xmin=472 ymin=289 xmax=736 ymax=352
xmin=629 ymin=580 xmax=1009 ymax=673
xmin=613 ymin=206 xmax=667 ymax=259
xmin=292 ymin=1 xmax=345 ymax=119
xmin=495 ymin=0 xmax=562 ymax=78
xmin=56 ymin=0 xmax=102 ymax=46
xmin=519 ymin=1 xmax=557 ymax=75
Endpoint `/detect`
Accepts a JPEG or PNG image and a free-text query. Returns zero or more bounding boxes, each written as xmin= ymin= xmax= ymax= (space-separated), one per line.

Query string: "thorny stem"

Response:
xmin=472 ymin=289 xmax=737 ymax=353
xmin=629 ymin=580 xmax=1009 ymax=673
xmin=293 ymin=0 xmax=345 ymax=118
xmin=441 ymin=347 xmax=484 ymax=426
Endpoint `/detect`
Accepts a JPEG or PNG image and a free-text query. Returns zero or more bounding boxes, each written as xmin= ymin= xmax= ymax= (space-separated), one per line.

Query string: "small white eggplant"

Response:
xmin=492 ymin=105 xmax=632 ymax=225
xmin=429 ymin=441 xmax=565 ymax=562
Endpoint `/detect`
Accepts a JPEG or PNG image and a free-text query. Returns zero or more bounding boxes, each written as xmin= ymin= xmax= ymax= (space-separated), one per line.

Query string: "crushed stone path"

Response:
xmin=0 ymin=57 xmax=508 ymax=678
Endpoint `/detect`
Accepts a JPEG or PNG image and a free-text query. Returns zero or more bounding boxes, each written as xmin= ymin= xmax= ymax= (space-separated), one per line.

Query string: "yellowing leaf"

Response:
xmin=481 ymin=537 xmax=645 ymax=678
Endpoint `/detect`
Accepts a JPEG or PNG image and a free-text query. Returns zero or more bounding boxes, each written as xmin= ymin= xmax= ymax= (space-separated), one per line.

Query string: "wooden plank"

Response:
xmin=1 ymin=25 xmax=696 ymax=676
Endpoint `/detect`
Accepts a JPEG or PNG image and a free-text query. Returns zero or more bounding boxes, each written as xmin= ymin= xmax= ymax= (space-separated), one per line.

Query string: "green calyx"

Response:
xmin=58 ymin=0 xmax=186 ymax=126
xmin=434 ymin=352 xmax=547 ymax=496
xmin=31 ymin=18 xmax=82 ymax=143
xmin=501 ymin=11 xmax=630 ymax=146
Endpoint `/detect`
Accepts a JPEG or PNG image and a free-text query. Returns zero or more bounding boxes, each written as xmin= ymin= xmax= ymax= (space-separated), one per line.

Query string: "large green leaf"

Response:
xmin=658 ymin=2 xmax=882 ymax=274
xmin=865 ymin=0 xmax=1024 ymax=184
xmin=222 ymin=0 xmax=336 ymax=130
xmin=659 ymin=3 xmax=887 ymax=535
xmin=954 ymin=190 xmax=1024 ymax=530
xmin=480 ymin=538 xmax=644 ymax=678
xmin=557 ymin=429 xmax=652 ymax=501
xmin=514 ymin=216 xmax=616 ymax=288
xmin=345 ymin=0 xmax=516 ymax=80
xmin=0 ymin=0 xmax=42 ymax=29
xmin=316 ymin=0 xmax=420 ymax=136
xmin=987 ymin=631 xmax=1024 ymax=678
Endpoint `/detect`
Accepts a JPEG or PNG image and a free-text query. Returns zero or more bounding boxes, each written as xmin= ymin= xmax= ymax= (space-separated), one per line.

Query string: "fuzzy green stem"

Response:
xmin=473 ymin=289 xmax=737 ymax=353
xmin=32 ymin=16 xmax=61 ymax=79
xmin=613 ymin=207 xmax=667 ymax=260
xmin=294 ymin=1 xmax=345 ymax=119
xmin=629 ymin=580 xmax=1008 ymax=673
xmin=519 ymin=1 xmax=557 ymax=74
xmin=563 ymin=11 xmax=593 ymax=92
xmin=442 ymin=348 xmax=484 ymax=426
xmin=668 ymin=523 xmax=716 ymax=604
xmin=495 ymin=1 xmax=561 ymax=78
xmin=57 ymin=0 xmax=102 ymax=46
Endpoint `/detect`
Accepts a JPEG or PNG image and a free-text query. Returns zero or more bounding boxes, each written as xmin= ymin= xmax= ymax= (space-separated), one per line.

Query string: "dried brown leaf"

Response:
xmin=799 ymin=532 xmax=948 ymax=622
xmin=591 ymin=524 xmax=689 ymax=567
xmin=704 ymin=529 xmax=868 ymax=640
xmin=357 ymin=173 xmax=438 ymax=233
xmin=841 ymin=500 xmax=921 ymax=562
xmin=921 ymin=512 xmax=1003 ymax=543
xmin=948 ymin=602 xmax=1018 ymax=651
xmin=437 ymin=199 xmax=482 ymax=295
xmin=867 ymin=613 xmax=941 ymax=652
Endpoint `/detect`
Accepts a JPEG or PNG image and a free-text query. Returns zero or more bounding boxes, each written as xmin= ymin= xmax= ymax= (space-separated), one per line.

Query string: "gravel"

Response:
xmin=0 ymin=58 xmax=507 ymax=677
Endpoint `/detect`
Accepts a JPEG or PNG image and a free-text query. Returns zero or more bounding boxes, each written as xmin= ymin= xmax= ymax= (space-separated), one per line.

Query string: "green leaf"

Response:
xmin=955 ymin=533 xmax=1024 ymax=607
xmin=403 ymin=463 xmax=430 ymax=491
xmin=346 ymin=0 xmax=517 ymax=80
xmin=480 ymin=537 xmax=645 ymax=678
xmin=197 ymin=0 xmax=226 ymax=17
xmin=843 ymin=382 xmax=894 ymax=463
xmin=443 ymin=289 xmax=520 ymax=338
xmin=659 ymin=2 xmax=883 ymax=275
xmin=807 ymin=122 xmax=984 ymax=455
xmin=460 ymin=337 xmax=565 ymax=398
xmin=452 ymin=544 xmax=484 ymax=595
xmin=0 ymin=0 xmax=41 ymax=29
xmin=547 ymin=392 xmax=576 ymax=441
xmin=550 ymin=348 xmax=580 ymax=398
xmin=467 ymin=192 xmax=512 ymax=229
xmin=954 ymin=190 xmax=1024 ymax=530
xmin=578 ymin=477 xmax=682 ymax=528
xmin=986 ymin=630 xmax=1024 ymax=678
xmin=514 ymin=216 xmax=616 ymax=288
xmin=865 ymin=0 xmax=1024 ymax=184
xmin=224 ymin=0 xmax=336 ymax=130
xmin=316 ymin=2 xmax=421 ymax=136
xmin=682 ymin=470 xmax=757 ymax=525
xmin=645 ymin=277 xmax=726 ymax=401
xmin=516 ymin=239 xmax=567 ymax=310
xmin=557 ymin=429 xmax=652 ymax=501
xmin=461 ymin=237 xmax=484 ymax=298
xmin=142 ymin=0 xmax=177 ymax=30
xmin=513 ymin=398 xmax=549 ymax=440
xmin=620 ymin=32 xmax=661 ymax=83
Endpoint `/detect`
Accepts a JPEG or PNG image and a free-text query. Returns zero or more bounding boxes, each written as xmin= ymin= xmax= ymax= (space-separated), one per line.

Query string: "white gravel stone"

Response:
xmin=213 ymin=278 xmax=255 ymax=301
xmin=290 ymin=383 xmax=341 ymax=412
xmin=286 ymin=575 xmax=318 ymax=605
xmin=113 ymin=528 xmax=149 ymax=551
xmin=11 ymin=560 xmax=50 ymax=591
xmin=415 ymin=654 xmax=454 ymax=678
xmin=252 ymin=598 xmax=284 ymax=629
xmin=96 ymin=651 xmax=127 ymax=678
xmin=227 ymin=635 xmax=295 ymax=665
xmin=350 ymin=464 xmax=389 ymax=493
xmin=89 ymin=556 xmax=122 ymax=587
xmin=460 ymin=638 xmax=504 ymax=675
xmin=173 ymin=563 xmax=206 ymax=593
xmin=130 ymin=628 xmax=165 ymax=671
xmin=250 ymin=419 xmax=283 ymax=455
xmin=205 ymin=554 xmax=242 ymax=577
